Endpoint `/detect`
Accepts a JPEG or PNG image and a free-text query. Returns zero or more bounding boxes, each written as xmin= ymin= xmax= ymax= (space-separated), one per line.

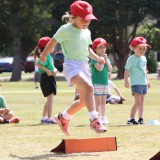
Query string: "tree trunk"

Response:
xmin=10 ymin=28 xmax=22 ymax=81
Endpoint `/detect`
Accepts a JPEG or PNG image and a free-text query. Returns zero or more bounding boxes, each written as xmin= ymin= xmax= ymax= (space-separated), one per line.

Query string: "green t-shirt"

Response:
xmin=54 ymin=23 xmax=92 ymax=61
xmin=0 ymin=95 xmax=7 ymax=108
xmin=38 ymin=54 xmax=54 ymax=74
xmin=91 ymin=59 xmax=110 ymax=85
xmin=125 ymin=55 xmax=147 ymax=85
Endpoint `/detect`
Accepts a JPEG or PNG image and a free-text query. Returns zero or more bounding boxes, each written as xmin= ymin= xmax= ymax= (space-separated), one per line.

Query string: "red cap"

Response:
xmin=92 ymin=38 xmax=109 ymax=49
xmin=70 ymin=1 xmax=97 ymax=21
xmin=38 ymin=36 xmax=51 ymax=48
xmin=130 ymin=37 xmax=151 ymax=48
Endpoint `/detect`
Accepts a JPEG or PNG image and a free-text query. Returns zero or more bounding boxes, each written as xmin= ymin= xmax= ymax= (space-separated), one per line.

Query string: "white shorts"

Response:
xmin=63 ymin=60 xmax=91 ymax=86
xmin=94 ymin=84 xmax=109 ymax=96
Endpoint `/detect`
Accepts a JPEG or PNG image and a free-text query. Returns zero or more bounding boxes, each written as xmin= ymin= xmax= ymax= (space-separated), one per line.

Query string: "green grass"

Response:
xmin=0 ymin=78 xmax=160 ymax=160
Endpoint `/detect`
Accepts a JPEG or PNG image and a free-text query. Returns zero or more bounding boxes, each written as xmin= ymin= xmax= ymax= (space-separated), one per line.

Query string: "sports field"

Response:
xmin=0 ymin=73 xmax=160 ymax=160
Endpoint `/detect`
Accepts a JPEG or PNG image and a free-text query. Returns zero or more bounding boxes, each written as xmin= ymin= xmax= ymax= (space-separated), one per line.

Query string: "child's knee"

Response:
xmin=85 ymin=84 xmax=94 ymax=93
xmin=0 ymin=117 xmax=4 ymax=123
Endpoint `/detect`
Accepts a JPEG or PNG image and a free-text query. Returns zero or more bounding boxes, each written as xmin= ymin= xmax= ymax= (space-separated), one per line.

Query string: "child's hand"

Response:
xmin=124 ymin=81 xmax=130 ymax=88
xmin=120 ymin=96 xmax=126 ymax=101
xmin=52 ymin=68 xmax=58 ymax=76
xmin=148 ymin=82 xmax=151 ymax=88
xmin=98 ymin=56 xmax=105 ymax=64
xmin=46 ymin=70 xmax=53 ymax=76
xmin=40 ymin=54 xmax=46 ymax=62
xmin=103 ymin=54 xmax=108 ymax=61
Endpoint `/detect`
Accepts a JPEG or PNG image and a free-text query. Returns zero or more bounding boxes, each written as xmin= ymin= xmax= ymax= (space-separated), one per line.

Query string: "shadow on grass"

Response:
xmin=109 ymin=124 xmax=129 ymax=127
xmin=10 ymin=152 xmax=99 ymax=160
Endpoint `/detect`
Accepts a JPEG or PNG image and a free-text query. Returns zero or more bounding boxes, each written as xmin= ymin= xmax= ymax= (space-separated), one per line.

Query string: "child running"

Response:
xmin=34 ymin=36 xmax=57 ymax=124
xmin=91 ymin=38 xmax=113 ymax=124
xmin=40 ymin=1 xmax=107 ymax=135
xmin=124 ymin=37 xmax=151 ymax=125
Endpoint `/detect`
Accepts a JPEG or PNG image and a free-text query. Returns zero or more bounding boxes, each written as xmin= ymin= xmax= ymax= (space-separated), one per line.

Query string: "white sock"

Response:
xmin=89 ymin=111 xmax=98 ymax=121
xmin=100 ymin=116 xmax=107 ymax=120
xmin=62 ymin=110 xmax=72 ymax=120
xmin=42 ymin=116 xmax=47 ymax=120
xmin=47 ymin=117 xmax=52 ymax=121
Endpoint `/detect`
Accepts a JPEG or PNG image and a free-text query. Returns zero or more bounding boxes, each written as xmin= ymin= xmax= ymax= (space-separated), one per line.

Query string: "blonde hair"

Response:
xmin=62 ymin=11 xmax=75 ymax=23
xmin=129 ymin=45 xmax=135 ymax=51
xmin=33 ymin=46 xmax=42 ymax=62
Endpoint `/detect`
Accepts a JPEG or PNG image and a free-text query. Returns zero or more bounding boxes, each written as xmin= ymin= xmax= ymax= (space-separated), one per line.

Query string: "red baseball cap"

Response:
xmin=92 ymin=38 xmax=109 ymax=49
xmin=130 ymin=37 xmax=151 ymax=48
xmin=38 ymin=36 xmax=51 ymax=48
xmin=70 ymin=1 xmax=97 ymax=21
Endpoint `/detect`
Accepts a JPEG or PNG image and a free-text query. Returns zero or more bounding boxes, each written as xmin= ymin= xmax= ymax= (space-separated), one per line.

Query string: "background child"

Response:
xmin=106 ymin=79 xmax=126 ymax=104
xmin=40 ymin=1 xmax=107 ymax=135
xmin=91 ymin=38 xmax=112 ymax=124
xmin=34 ymin=36 xmax=57 ymax=124
xmin=124 ymin=37 xmax=151 ymax=125
xmin=0 ymin=95 xmax=19 ymax=124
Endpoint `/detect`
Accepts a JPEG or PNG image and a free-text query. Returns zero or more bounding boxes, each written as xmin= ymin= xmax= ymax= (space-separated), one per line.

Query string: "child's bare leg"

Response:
xmin=94 ymin=95 xmax=101 ymax=114
xmin=42 ymin=101 xmax=48 ymax=118
xmin=0 ymin=117 xmax=4 ymax=123
xmin=137 ymin=95 xmax=144 ymax=118
xmin=71 ymin=74 xmax=95 ymax=112
xmin=99 ymin=95 xmax=106 ymax=117
xmin=130 ymin=93 xmax=141 ymax=118
xmin=47 ymin=93 xmax=53 ymax=118
xmin=67 ymin=88 xmax=86 ymax=115
xmin=55 ymin=74 xmax=107 ymax=135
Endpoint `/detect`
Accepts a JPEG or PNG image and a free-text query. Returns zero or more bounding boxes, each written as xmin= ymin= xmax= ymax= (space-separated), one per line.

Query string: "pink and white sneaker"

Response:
xmin=9 ymin=117 xmax=20 ymax=123
xmin=90 ymin=118 xmax=108 ymax=133
xmin=54 ymin=113 xmax=70 ymax=136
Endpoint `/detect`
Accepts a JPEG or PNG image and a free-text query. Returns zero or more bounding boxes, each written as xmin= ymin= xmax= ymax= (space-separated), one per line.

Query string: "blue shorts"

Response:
xmin=131 ymin=85 xmax=147 ymax=95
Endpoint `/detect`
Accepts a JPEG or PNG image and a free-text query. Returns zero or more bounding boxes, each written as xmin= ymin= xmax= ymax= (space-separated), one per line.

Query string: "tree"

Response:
xmin=89 ymin=0 xmax=160 ymax=78
xmin=0 ymin=0 xmax=55 ymax=81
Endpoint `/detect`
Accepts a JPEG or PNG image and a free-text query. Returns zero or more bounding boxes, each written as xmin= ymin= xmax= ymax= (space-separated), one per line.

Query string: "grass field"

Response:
xmin=0 ymin=74 xmax=160 ymax=160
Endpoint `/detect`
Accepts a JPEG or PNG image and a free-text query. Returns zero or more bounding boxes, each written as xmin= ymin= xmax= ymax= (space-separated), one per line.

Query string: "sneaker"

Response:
xmin=90 ymin=118 xmax=108 ymax=133
xmin=138 ymin=118 xmax=144 ymax=125
xmin=74 ymin=94 xmax=79 ymax=101
xmin=100 ymin=117 xmax=110 ymax=125
xmin=54 ymin=113 xmax=70 ymax=136
xmin=9 ymin=117 xmax=20 ymax=123
xmin=127 ymin=118 xmax=139 ymax=125
xmin=41 ymin=119 xmax=47 ymax=124
xmin=46 ymin=118 xmax=57 ymax=124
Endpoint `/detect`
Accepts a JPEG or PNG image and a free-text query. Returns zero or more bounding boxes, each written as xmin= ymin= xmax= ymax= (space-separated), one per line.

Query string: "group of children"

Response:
xmin=1 ymin=1 xmax=151 ymax=135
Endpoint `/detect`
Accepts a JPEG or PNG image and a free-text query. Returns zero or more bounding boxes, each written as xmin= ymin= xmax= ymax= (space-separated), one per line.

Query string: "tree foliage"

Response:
xmin=1 ymin=0 xmax=160 ymax=80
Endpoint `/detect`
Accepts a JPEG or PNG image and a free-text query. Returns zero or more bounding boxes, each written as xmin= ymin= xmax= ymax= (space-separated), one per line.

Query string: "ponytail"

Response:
xmin=62 ymin=12 xmax=75 ymax=23
xmin=34 ymin=46 xmax=40 ymax=62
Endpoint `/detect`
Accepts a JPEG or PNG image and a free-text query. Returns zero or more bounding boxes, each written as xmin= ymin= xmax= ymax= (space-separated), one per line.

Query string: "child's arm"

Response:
xmin=40 ymin=38 xmax=58 ymax=62
xmin=146 ymin=65 xmax=151 ymax=88
xmin=36 ymin=62 xmax=56 ymax=77
xmin=124 ymin=69 xmax=130 ymax=88
xmin=94 ymin=63 xmax=104 ymax=71
xmin=114 ymin=87 xmax=126 ymax=101
xmin=104 ymin=54 xmax=112 ymax=72
xmin=88 ymin=47 xmax=105 ymax=64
